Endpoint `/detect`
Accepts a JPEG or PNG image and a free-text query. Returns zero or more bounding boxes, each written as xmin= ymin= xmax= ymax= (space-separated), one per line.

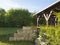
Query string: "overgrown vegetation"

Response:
xmin=40 ymin=26 xmax=60 ymax=45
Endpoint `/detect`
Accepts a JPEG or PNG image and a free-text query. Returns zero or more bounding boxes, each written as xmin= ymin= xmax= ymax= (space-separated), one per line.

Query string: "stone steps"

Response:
xmin=9 ymin=26 xmax=36 ymax=41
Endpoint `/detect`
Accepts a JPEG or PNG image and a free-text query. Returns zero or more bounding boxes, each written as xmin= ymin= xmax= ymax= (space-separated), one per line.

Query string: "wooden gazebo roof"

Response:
xmin=36 ymin=0 xmax=60 ymax=16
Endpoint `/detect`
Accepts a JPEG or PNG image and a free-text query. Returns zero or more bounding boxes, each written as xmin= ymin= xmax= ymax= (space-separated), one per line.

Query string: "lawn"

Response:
xmin=0 ymin=27 xmax=33 ymax=45
xmin=0 ymin=27 xmax=18 ymax=35
xmin=0 ymin=41 xmax=33 ymax=45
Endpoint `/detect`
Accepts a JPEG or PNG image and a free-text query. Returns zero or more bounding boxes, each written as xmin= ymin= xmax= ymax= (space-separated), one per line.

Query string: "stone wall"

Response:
xmin=9 ymin=26 xmax=36 ymax=41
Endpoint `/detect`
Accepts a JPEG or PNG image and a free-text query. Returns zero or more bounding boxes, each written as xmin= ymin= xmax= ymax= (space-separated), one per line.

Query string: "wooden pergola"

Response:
xmin=36 ymin=1 xmax=60 ymax=28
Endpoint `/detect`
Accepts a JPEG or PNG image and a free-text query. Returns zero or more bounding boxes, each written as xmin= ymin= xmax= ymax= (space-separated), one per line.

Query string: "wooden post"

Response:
xmin=55 ymin=17 xmax=58 ymax=27
xmin=37 ymin=16 xmax=40 ymax=38
xmin=37 ymin=16 xmax=40 ymax=28
xmin=43 ymin=10 xmax=53 ymax=26
xmin=46 ymin=20 xmax=48 ymax=26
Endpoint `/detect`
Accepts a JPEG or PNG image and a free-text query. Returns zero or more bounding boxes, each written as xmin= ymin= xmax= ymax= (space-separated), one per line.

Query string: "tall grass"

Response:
xmin=39 ymin=25 xmax=60 ymax=45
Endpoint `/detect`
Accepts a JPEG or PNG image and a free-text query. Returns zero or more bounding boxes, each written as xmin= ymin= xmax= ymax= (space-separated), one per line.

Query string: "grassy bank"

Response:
xmin=0 ymin=27 xmax=18 ymax=35
xmin=0 ymin=27 xmax=33 ymax=45
xmin=0 ymin=41 xmax=33 ymax=45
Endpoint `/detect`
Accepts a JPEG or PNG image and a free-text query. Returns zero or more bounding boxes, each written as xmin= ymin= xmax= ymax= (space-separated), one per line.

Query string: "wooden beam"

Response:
xmin=37 ymin=16 xmax=40 ymax=28
xmin=43 ymin=10 xmax=53 ymax=26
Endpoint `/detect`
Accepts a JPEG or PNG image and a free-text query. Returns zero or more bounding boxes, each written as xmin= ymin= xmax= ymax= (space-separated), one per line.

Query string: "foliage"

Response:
xmin=39 ymin=26 xmax=60 ymax=45
xmin=6 ymin=9 xmax=33 ymax=27
xmin=0 ymin=8 xmax=33 ymax=27
xmin=54 ymin=12 xmax=60 ymax=25
xmin=0 ymin=8 xmax=6 ymax=27
xmin=32 ymin=15 xmax=37 ymax=26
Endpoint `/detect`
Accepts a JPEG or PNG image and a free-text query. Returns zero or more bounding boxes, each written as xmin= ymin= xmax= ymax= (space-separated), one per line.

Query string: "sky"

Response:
xmin=0 ymin=0 xmax=57 ymax=12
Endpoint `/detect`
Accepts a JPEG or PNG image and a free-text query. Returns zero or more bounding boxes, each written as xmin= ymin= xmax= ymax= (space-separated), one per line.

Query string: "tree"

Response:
xmin=32 ymin=15 xmax=37 ymax=26
xmin=5 ymin=8 xmax=32 ymax=27
xmin=0 ymin=8 xmax=6 ymax=27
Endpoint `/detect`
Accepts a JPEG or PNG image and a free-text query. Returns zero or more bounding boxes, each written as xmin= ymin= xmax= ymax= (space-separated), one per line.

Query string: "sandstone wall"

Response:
xmin=9 ymin=26 xmax=36 ymax=41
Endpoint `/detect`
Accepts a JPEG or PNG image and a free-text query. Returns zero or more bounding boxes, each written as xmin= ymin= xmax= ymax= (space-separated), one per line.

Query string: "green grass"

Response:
xmin=0 ymin=27 xmax=18 ymax=35
xmin=0 ymin=27 xmax=33 ymax=45
xmin=0 ymin=41 xmax=33 ymax=45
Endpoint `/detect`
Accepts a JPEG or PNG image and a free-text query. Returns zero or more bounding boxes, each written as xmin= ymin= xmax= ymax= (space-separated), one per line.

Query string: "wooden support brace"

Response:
xmin=43 ymin=10 xmax=53 ymax=26
xmin=37 ymin=16 xmax=40 ymax=28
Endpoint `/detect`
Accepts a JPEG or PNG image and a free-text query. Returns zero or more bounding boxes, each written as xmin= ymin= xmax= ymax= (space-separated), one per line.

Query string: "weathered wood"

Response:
xmin=37 ymin=16 xmax=40 ymax=27
xmin=43 ymin=11 xmax=53 ymax=26
xmin=55 ymin=17 xmax=58 ymax=27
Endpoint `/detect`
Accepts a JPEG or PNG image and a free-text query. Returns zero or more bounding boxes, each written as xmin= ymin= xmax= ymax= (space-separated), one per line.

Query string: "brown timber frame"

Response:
xmin=36 ymin=1 xmax=60 ymax=27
